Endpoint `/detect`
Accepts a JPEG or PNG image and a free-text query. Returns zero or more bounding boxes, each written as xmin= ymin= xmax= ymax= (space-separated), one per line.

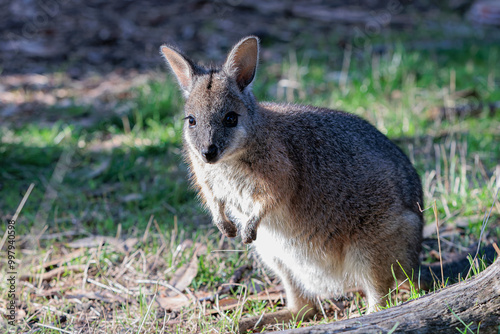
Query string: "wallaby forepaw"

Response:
xmin=241 ymin=226 xmax=257 ymax=244
xmin=216 ymin=220 xmax=238 ymax=238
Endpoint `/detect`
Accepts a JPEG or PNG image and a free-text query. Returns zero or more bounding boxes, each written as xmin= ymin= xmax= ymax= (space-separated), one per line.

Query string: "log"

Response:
xmin=278 ymin=259 xmax=500 ymax=334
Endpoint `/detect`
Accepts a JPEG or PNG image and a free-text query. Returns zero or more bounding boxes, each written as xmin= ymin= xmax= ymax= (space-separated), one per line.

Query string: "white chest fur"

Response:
xmin=193 ymin=156 xmax=257 ymax=225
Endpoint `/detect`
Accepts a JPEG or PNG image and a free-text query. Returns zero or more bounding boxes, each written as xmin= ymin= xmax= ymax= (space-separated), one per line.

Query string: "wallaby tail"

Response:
xmin=417 ymin=243 xmax=498 ymax=290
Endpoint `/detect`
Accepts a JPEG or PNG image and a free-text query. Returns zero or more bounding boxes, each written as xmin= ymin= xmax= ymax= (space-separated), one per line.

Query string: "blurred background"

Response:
xmin=0 ymin=1 xmax=499 ymax=332
xmin=2 ymin=0 xmax=500 ymax=74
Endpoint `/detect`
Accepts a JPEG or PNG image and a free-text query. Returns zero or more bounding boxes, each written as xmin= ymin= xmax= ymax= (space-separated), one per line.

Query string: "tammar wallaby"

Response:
xmin=160 ymin=36 xmax=439 ymax=330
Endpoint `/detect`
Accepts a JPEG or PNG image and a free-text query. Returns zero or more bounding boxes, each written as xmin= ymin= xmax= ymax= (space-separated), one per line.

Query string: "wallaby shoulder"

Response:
xmin=258 ymin=101 xmax=413 ymax=165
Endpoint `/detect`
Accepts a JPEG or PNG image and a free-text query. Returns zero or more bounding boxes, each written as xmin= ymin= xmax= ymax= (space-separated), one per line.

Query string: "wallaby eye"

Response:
xmin=184 ymin=115 xmax=196 ymax=128
xmin=223 ymin=112 xmax=239 ymax=127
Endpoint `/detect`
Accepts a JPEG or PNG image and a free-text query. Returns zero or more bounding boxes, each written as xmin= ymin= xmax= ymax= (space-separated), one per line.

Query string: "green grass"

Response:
xmin=1 ymin=22 xmax=499 ymax=333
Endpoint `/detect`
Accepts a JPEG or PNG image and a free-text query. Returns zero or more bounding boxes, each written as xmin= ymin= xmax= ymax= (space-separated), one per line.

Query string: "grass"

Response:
xmin=1 ymin=21 xmax=500 ymax=333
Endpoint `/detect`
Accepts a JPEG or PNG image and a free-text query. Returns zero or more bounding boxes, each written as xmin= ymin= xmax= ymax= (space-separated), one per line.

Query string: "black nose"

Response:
xmin=202 ymin=144 xmax=218 ymax=162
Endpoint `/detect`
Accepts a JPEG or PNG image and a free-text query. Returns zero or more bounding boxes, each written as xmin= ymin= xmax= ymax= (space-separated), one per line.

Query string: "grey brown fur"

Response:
xmin=160 ymin=37 xmax=424 ymax=329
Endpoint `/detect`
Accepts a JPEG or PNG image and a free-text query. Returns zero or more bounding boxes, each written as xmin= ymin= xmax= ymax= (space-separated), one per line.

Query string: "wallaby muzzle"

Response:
xmin=201 ymin=144 xmax=218 ymax=163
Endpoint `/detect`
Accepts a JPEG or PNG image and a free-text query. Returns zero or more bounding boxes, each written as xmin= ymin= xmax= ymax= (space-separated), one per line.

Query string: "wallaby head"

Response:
xmin=160 ymin=37 xmax=260 ymax=164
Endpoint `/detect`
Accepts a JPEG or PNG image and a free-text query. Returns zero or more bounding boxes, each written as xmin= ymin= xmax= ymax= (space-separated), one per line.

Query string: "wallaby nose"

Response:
xmin=202 ymin=144 xmax=218 ymax=163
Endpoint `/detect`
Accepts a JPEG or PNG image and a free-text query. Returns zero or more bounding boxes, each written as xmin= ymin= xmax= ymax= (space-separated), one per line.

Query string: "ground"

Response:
xmin=1 ymin=1 xmax=500 ymax=333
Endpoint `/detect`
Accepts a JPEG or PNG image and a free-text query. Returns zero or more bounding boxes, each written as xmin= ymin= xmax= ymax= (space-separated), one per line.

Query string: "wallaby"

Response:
xmin=160 ymin=37 xmax=495 ymax=332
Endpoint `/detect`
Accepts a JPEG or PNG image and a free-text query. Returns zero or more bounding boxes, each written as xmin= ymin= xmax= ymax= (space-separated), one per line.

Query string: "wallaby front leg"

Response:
xmin=199 ymin=182 xmax=238 ymax=238
xmin=241 ymin=202 xmax=265 ymax=244
xmin=214 ymin=202 xmax=238 ymax=238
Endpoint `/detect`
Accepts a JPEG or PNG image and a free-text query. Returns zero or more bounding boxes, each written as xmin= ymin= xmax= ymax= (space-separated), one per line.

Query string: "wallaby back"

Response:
xmin=161 ymin=36 xmax=424 ymax=330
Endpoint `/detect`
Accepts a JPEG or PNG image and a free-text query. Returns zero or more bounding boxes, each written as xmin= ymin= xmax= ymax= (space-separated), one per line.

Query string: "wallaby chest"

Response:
xmin=191 ymin=153 xmax=258 ymax=221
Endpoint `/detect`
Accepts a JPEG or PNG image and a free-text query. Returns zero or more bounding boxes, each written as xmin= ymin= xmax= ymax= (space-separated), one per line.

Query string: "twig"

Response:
xmin=148 ymin=243 xmax=165 ymax=273
xmin=211 ymin=249 xmax=246 ymax=252
xmin=109 ymin=280 xmax=134 ymax=295
xmin=87 ymin=278 xmax=123 ymax=294
xmin=467 ymin=187 xmax=500 ymax=278
xmin=20 ymin=265 xmax=86 ymax=282
xmin=36 ymin=323 xmax=73 ymax=334
xmin=340 ymin=44 xmax=352 ymax=95
xmin=138 ymin=293 xmax=157 ymax=333
xmin=384 ymin=278 xmax=409 ymax=299
xmin=1 ymin=184 xmax=35 ymax=252
xmin=32 ymin=248 xmax=86 ymax=271
xmin=253 ymin=311 xmax=266 ymax=330
xmin=115 ymin=223 xmax=121 ymax=239
xmin=37 ymin=229 xmax=89 ymax=240
xmin=25 ymin=303 xmax=75 ymax=324
xmin=90 ymin=307 xmax=100 ymax=316
xmin=433 ymin=200 xmax=445 ymax=288
xmin=474 ymin=187 xmax=499 ymax=259
xmin=214 ymin=295 xmax=234 ymax=324
xmin=0 ymin=229 xmax=8 ymax=254
xmin=13 ymin=183 xmax=35 ymax=222
xmin=317 ymin=296 xmax=327 ymax=319
xmin=161 ymin=312 xmax=170 ymax=333
xmin=439 ymin=237 xmax=469 ymax=252
xmin=153 ymin=219 xmax=168 ymax=248
xmin=82 ymin=259 xmax=96 ymax=290
xmin=142 ymin=214 xmax=154 ymax=243
xmin=135 ymin=279 xmax=188 ymax=299
xmin=492 ymin=243 xmax=500 ymax=256
xmin=184 ymin=286 xmax=203 ymax=311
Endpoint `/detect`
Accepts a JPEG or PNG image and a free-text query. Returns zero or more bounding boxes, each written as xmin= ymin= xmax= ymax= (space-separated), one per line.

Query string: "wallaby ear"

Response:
xmin=224 ymin=36 xmax=259 ymax=92
xmin=160 ymin=45 xmax=195 ymax=97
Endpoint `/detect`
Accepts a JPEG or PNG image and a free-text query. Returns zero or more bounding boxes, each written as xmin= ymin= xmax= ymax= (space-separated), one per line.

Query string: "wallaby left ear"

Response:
xmin=224 ymin=36 xmax=259 ymax=92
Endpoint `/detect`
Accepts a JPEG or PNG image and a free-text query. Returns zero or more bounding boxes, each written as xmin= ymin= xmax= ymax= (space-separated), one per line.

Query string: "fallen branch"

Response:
xmin=277 ymin=259 xmax=499 ymax=334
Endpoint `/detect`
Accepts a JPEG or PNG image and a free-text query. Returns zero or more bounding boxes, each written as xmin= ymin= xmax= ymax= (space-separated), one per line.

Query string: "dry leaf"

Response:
xmin=65 ymin=289 xmax=127 ymax=304
xmin=157 ymin=291 xmax=212 ymax=311
xmin=169 ymin=252 xmax=198 ymax=293
xmin=167 ymin=242 xmax=207 ymax=294
xmin=156 ymin=293 xmax=191 ymax=311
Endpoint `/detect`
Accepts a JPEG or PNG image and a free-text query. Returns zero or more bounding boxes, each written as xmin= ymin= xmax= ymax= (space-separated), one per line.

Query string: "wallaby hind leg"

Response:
xmin=274 ymin=258 xmax=318 ymax=319
xmin=363 ymin=276 xmax=393 ymax=313
xmin=364 ymin=210 xmax=422 ymax=313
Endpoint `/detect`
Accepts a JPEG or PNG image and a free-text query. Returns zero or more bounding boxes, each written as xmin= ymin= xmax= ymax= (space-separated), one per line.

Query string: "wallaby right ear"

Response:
xmin=223 ymin=36 xmax=259 ymax=92
xmin=160 ymin=45 xmax=195 ymax=98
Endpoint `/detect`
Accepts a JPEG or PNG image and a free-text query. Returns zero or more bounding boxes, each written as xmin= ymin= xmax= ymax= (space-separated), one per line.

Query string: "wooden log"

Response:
xmin=277 ymin=259 xmax=500 ymax=334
